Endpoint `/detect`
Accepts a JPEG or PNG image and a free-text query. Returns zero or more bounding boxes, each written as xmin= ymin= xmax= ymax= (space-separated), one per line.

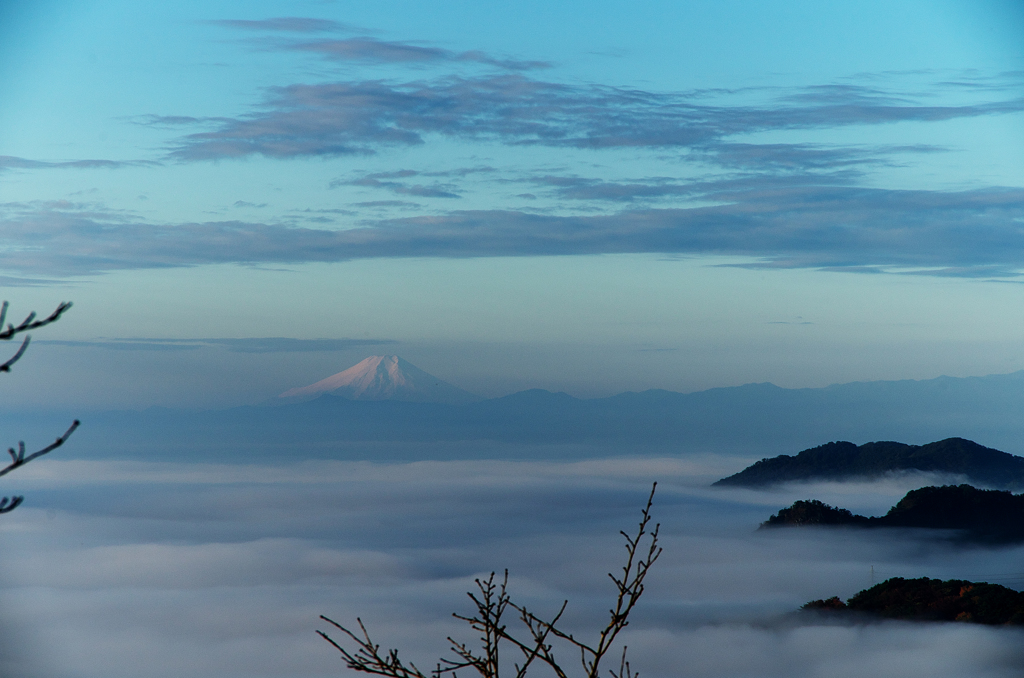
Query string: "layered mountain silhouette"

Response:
xmin=803 ymin=577 xmax=1024 ymax=625
xmin=714 ymin=438 xmax=1024 ymax=490
xmin=762 ymin=484 xmax=1024 ymax=542
xmin=276 ymin=355 xmax=479 ymax=404
xmin=15 ymin=370 xmax=1024 ymax=463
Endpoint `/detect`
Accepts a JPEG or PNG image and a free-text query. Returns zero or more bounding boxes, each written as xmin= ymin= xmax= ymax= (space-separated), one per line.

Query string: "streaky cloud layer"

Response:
xmin=165 ymin=74 xmax=1024 ymax=160
xmin=37 ymin=337 xmax=398 ymax=353
xmin=3 ymin=185 xmax=1024 ymax=278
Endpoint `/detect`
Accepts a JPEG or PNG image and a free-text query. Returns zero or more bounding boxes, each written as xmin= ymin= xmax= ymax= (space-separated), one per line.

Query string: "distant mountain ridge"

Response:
xmin=277 ymin=355 xmax=479 ymax=404
xmin=714 ymin=438 xmax=1024 ymax=490
xmin=762 ymin=484 xmax=1024 ymax=542
xmin=12 ymin=370 xmax=1024 ymax=463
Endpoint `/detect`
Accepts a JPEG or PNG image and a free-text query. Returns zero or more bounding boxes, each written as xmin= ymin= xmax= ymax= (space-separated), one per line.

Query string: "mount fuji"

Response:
xmin=277 ymin=355 xmax=480 ymax=404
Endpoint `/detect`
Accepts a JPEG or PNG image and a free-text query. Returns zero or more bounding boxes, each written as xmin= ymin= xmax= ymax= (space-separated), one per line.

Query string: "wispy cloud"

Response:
xmin=528 ymin=172 xmax=866 ymax=202
xmin=336 ymin=170 xmax=463 ymax=199
xmin=208 ymin=17 xmax=549 ymax=70
xmin=165 ymin=74 xmax=1024 ymax=161
xmin=288 ymin=38 xmax=552 ymax=70
xmin=349 ymin=200 xmax=422 ymax=208
xmin=0 ymin=155 xmax=153 ymax=172
xmin=3 ymin=185 xmax=1024 ymax=278
xmin=205 ymin=17 xmax=354 ymax=34
xmin=39 ymin=337 xmax=397 ymax=353
xmin=700 ymin=143 xmax=945 ymax=172
xmin=134 ymin=114 xmax=234 ymax=128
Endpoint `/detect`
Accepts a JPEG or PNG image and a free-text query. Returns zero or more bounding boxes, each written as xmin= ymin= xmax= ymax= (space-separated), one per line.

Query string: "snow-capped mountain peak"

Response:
xmin=277 ymin=355 xmax=478 ymax=403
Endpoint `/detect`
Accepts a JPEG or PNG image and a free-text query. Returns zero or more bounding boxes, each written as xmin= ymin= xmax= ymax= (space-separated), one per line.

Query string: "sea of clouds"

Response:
xmin=0 ymin=455 xmax=1022 ymax=678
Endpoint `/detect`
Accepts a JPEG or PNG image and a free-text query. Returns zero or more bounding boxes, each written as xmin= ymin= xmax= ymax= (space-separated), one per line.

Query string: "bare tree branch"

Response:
xmin=319 ymin=616 xmax=430 ymax=678
xmin=608 ymin=647 xmax=636 ymax=678
xmin=0 ymin=420 xmax=80 ymax=480
xmin=0 ymin=301 xmax=73 ymax=341
xmin=0 ymin=336 xmax=30 ymax=373
xmin=0 ymin=302 xmax=72 ymax=374
xmin=320 ymin=483 xmax=660 ymax=678
xmin=0 ymin=300 xmax=77 ymax=514
xmin=442 ymin=572 xmax=509 ymax=678
xmin=507 ymin=483 xmax=660 ymax=678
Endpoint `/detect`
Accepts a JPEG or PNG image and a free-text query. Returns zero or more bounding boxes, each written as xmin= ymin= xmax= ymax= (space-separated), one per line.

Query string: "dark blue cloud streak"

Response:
xmin=2 ymin=185 xmax=1023 ymax=278
xmin=0 ymin=155 xmax=152 ymax=172
xmin=205 ymin=17 xmax=354 ymax=34
xmin=39 ymin=337 xmax=397 ymax=353
xmin=166 ymin=75 xmax=1024 ymax=161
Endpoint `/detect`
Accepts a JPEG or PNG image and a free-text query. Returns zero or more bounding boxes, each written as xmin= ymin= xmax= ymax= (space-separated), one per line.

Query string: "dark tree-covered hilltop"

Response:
xmin=715 ymin=438 xmax=1024 ymax=489
xmin=803 ymin=577 xmax=1024 ymax=625
xmin=761 ymin=499 xmax=870 ymax=527
xmin=762 ymin=484 xmax=1024 ymax=542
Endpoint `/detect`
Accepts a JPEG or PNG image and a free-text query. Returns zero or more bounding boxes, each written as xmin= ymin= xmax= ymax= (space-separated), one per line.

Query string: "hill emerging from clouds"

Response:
xmin=803 ymin=577 xmax=1024 ymax=625
xmin=714 ymin=438 xmax=1024 ymax=490
xmin=762 ymin=484 xmax=1024 ymax=543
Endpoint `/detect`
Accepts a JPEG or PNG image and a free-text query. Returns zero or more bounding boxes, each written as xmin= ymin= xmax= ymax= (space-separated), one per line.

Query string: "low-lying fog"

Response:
xmin=1 ymin=455 xmax=1022 ymax=678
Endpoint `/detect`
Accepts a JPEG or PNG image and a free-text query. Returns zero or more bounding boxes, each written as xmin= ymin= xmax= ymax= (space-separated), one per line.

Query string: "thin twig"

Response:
xmin=514 ymin=483 xmax=660 ymax=678
xmin=0 ymin=301 xmax=72 ymax=341
xmin=608 ymin=646 xmax=635 ymax=678
xmin=0 ymin=302 xmax=72 ymax=374
xmin=318 ymin=616 xmax=429 ymax=678
xmin=0 ymin=336 xmax=30 ymax=373
xmin=319 ymin=483 xmax=660 ymax=678
xmin=0 ymin=420 xmax=80 ymax=480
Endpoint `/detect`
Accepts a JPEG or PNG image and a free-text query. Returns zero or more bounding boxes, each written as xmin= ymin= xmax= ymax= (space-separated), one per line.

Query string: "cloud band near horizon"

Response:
xmin=2 ymin=184 xmax=1024 ymax=279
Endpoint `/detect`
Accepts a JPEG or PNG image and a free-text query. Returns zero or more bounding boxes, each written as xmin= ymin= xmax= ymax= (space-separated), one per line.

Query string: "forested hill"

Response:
xmin=714 ymin=438 xmax=1024 ymax=489
xmin=761 ymin=484 xmax=1024 ymax=543
xmin=803 ymin=577 xmax=1024 ymax=625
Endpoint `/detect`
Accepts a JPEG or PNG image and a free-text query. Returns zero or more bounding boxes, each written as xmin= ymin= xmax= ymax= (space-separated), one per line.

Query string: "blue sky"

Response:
xmin=0 ymin=0 xmax=1023 ymax=408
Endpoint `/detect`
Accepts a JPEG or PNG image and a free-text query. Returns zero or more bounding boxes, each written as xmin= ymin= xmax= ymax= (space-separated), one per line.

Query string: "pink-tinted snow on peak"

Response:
xmin=277 ymin=355 xmax=478 ymax=403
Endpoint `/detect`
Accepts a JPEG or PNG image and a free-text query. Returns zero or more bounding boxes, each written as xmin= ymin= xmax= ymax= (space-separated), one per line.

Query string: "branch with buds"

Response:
xmin=0 ymin=301 xmax=77 ymax=512
xmin=0 ymin=420 xmax=80 ymax=512
xmin=0 ymin=301 xmax=72 ymax=373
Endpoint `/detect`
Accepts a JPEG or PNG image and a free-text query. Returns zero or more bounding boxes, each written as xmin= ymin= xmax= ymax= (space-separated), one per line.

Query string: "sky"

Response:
xmin=0 ymin=0 xmax=1023 ymax=408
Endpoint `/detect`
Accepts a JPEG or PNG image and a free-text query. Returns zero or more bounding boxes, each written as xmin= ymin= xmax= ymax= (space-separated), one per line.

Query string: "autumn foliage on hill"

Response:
xmin=804 ymin=577 xmax=1024 ymax=625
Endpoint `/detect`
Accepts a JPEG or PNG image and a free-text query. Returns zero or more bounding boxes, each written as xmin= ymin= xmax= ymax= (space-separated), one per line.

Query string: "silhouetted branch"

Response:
xmin=0 ymin=301 xmax=72 ymax=374
xmin=0 ymin=301 xmax=73 ymax=341
xmin=0 ymin=300 xmax=76 ymax=513
xmin=319 ymin=616 xmax=429 ymax=678
xmin=498 ymin=597 xmax=570 ymax=678
xmin=0 ymin=336 xmax=30 ymax=373
xmin=608 ymin=647 xmax=636 ymax=678
xmin=320 ymin=483 xmax=660 ymax=678
xmin=0 ymin=420 xmax=80 ymax=480
xmin=442 ymin=571 xmax=510 ymax=678
xmin=510 ymin=483 xmax=660 ymax=678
